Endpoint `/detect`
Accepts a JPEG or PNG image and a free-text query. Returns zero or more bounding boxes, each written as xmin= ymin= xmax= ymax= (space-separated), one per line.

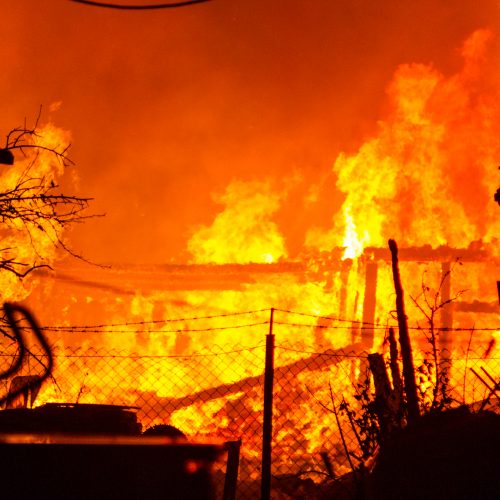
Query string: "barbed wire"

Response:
xmin=274 ymin=307 xmax=358 ymax=323
xmin=27 ymin=306 xmax=500 ymax=335
xmin=42 ymin=321 xmax=269 ymax=335
xmin=1 ymin=346 xmax=497 ymax=361
xmin=273 ymin=320 xmax=499 ymax=333
xmin=42 ymin=308 xmax=270 ymax=330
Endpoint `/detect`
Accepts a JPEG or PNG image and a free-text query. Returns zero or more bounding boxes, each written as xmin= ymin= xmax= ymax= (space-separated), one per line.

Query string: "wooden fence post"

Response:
xmin=388 ymin=239 xmax=420 ymax=424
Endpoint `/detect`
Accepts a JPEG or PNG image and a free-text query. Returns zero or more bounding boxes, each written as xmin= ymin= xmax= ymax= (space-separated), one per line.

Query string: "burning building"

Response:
xmin=22 ymin=27 xmax=500 ymax=349
xmin=1 ymin=3 xmax=500 ymax=495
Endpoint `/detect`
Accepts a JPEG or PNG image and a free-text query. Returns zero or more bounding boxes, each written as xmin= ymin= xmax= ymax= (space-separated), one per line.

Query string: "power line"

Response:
xmin=70 ymin=0 xmax=211 ymax=9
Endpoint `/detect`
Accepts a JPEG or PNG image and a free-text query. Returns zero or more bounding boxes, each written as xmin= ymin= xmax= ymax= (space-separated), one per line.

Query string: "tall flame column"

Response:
xmin=388 ymin=240 xmax=420 ymax=424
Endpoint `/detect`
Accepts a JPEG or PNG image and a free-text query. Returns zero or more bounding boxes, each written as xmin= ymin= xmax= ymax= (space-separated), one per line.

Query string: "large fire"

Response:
xmin=307 ymin=28 xmax=499 ymax=256
xmin=0 ymin=123 xmax=72 ymax=303
xmin=3 ymin=28 xmax=500 ymax=489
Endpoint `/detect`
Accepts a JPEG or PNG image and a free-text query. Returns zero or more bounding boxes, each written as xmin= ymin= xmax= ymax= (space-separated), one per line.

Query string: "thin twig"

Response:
xmin=329 ymin=381 xmax=358 ymax=481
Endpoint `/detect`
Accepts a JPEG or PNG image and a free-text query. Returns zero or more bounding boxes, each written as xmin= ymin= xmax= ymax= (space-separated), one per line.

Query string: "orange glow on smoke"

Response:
xmin=0 ymin=123 xmax=71 ymax=303
xmin=6 ymin=28 xmax=500 ymax=471
xmin=28 ymin=27 xmax=499 ymax=374
xmin=187 ymin=180 xmax=287 ymax=264
xmin=307 ymin=29 xmax=500 ymax=258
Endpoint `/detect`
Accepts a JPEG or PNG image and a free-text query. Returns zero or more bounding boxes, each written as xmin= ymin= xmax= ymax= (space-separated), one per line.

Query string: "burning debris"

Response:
xmin=0 ymin=22 xmax=499 ymax=499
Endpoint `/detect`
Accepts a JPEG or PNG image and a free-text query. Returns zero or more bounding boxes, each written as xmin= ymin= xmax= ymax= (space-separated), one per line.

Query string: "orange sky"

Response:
xmin=2 ymin=0 xmax=499 ymax=265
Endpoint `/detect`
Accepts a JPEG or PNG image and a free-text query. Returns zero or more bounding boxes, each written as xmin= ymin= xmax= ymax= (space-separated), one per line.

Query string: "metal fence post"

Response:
xmin=261 ymin=307 xmax=275 ymax=500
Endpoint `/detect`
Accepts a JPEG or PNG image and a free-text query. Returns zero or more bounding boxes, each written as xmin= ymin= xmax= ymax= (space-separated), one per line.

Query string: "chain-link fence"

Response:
xmin=270 ymin=341 xmax=500 ymax=497
xmin=0 ymin=314 xmax=499 ymax=499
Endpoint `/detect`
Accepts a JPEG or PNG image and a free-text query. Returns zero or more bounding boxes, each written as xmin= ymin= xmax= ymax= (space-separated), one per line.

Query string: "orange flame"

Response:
xmin=188 ymin=180 xmax=288 ymax=264
xmin=18 ymin=30 xmax=500 ymax=468
xmin=307 ymin=29 xmax=500 ymax=257
xmin=0 ymin=123 xmax=71 ymax=302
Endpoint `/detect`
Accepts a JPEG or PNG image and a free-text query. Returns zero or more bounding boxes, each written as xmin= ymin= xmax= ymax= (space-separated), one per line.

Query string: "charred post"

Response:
xmin=368 ymin=350 xmax=404 ymax=441
xmin=368 ymin=353 xmax=394 ymax=439
xmin=388 ymin=327 xmax=403 ymax=418
xmin=388 ymin=239 xmax=420 ymax=424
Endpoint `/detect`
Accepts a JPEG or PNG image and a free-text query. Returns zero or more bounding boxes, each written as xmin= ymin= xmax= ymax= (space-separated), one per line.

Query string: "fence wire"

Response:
xmin=0 ymin=324 xmax=499 ymax=499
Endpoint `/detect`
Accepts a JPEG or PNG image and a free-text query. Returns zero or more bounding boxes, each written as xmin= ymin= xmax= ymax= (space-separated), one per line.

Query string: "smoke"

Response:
xmin=305 ymin=28 xmax=500 ymax=255
xmin=1 ymin=0 xmax=499 ymax=264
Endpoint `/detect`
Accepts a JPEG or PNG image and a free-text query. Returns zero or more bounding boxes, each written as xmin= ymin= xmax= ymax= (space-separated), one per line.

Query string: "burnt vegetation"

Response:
xmin=0 ymin=112 xmax=97 ymax=400
xmin=0 ymin=111 xmax=96 ymax=279
xmin=292 ymin=241 xmax=500 ymax=500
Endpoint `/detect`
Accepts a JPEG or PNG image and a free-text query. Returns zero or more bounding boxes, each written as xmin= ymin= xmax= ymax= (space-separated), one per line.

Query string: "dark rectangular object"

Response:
xmin=0 ymin=435 xmax=221 ymax=500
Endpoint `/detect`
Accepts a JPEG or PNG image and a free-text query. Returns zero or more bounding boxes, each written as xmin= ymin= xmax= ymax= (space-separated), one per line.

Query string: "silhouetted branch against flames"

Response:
xmin=3 ymin=107 xmax=73 ymax=167
xmin=0 ymin=109 xmax=102 ymax=276
xmin=0 ymin=303 xmax=53 ymax=408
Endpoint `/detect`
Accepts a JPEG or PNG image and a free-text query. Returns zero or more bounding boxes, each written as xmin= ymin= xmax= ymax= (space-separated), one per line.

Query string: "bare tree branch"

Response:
xmin=0 ymin=111 xmax=102 ymax=278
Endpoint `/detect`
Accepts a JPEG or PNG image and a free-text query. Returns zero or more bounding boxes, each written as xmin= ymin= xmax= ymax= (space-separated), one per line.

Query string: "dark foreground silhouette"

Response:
xmin=369 ymin=406 xmax=500 ymax=499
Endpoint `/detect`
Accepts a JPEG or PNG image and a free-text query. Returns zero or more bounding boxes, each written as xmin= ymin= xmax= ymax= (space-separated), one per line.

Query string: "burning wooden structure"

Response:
xmin=27 ymin=242 xmax=499 ymax=347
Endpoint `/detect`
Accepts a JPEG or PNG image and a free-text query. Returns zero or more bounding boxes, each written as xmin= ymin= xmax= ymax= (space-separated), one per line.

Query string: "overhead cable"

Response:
xmin=70 ymin=0 xmax=211 ymax=9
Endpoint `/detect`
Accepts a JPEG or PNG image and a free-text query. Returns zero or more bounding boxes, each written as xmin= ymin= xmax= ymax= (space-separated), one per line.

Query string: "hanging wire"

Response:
xmin=42 ymin=321 xmax=269 ymax=335
xmin=38 ymin=305 xmax=500 ymax=334
xmin=274 ymin=308 xmax=381 ymax=327
xmin=42 ymin=309 xmax=269 ymax=331
xmin=70 ymin=0 xmax=211 ymax=9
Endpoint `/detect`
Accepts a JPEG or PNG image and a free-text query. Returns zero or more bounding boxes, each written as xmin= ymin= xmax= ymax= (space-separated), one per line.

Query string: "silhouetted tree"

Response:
xmin=0 ymin=111 xmax=94 ymax=279
xmin=0 ymin=112 xmax=95 ymax=402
